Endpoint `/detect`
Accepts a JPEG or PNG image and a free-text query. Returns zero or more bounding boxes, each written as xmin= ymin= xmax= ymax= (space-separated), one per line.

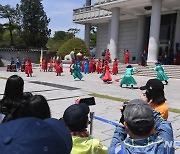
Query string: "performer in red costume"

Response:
xmin=124 ymin=49 xmax=130 ymax=64
xmin=89 ymin=58 xmax=94 ymax=73
xmin=112 ymin=58 xmax=118 ymax=75
xmin=48 ymin=57 xmax=53 ymax=72
xmin=70 ymin=59 xmax=74 ymax=75
xmin=101 ymin=61 xmax=112 ymax=83
xmin=105 ymin=49 xmax=111 ymax=63
xmin=96 ymin=58 xmax=103 ymax=74
xmin=25 ymin=57 xmax=33 ymax=77
xmin=42 ymin=58 xmax=48 ymax=72
xmin=55 ymin=59 xmax=63 ymax=76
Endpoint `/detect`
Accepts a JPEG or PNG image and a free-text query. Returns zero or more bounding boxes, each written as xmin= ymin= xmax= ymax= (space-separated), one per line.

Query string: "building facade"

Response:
xmin=73 ymin=0 xmax=180 ymax=64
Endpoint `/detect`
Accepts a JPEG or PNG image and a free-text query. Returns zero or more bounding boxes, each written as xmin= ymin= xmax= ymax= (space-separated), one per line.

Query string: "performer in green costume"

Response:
xmin=71 ymin=62 xmax=83 ymax=80
xmin=150 ymin=62 xmax=169 ymax=84
xmin=120 ymin=65 xmax=138 ymax=88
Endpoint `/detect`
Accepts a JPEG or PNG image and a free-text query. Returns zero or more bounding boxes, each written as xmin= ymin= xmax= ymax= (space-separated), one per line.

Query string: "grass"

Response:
xmin=89 ymin=93 xmax=128 ymax=103
xmin=89 ymin=93 xmax=180 ymax=114
xmin=0 ymin=77 xmax=7 ymax=80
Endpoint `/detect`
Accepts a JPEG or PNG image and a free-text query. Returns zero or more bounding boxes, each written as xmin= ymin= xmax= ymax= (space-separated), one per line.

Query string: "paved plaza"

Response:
xmin=0 ymin=65 xmax=180 ymax=153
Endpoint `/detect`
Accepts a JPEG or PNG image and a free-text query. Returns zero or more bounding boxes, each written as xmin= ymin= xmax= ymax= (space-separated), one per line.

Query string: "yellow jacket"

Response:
xmin=71 ymin=135 xmax=107 ymax=154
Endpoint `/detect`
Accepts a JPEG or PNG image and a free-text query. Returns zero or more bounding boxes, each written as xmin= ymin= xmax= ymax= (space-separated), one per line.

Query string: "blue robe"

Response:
xmin=84 ymin=61 xmax=89 ymax=74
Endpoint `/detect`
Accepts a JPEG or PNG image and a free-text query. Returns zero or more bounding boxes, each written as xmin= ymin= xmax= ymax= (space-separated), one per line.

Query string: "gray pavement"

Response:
xmin=0 ymin=65 xmax=180 ymax=153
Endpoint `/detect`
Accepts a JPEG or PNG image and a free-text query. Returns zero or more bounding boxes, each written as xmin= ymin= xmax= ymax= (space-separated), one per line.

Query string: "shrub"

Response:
xmin=57 ymin=38 xmax=90 ymax=59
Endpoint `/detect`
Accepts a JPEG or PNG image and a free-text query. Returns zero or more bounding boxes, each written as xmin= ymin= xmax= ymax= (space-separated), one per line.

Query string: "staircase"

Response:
xmin=109 ymin=63 xmax=180 ymax=79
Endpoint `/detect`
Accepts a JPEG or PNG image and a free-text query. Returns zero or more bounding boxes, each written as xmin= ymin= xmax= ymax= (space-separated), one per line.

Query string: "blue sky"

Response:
xmin=0 ymin=0 xmax=87 ymax=39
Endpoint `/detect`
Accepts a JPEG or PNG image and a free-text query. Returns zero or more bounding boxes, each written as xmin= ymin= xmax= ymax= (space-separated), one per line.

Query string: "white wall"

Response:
xmin=96 ymin=18 xmax=138 ymax=63
xmin=96 ymin=23 xmax=109 ymax=58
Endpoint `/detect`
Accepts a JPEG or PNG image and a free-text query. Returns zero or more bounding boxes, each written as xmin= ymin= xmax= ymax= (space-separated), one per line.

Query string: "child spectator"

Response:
xmin=63 ymin=103 xmax=107 ymax=154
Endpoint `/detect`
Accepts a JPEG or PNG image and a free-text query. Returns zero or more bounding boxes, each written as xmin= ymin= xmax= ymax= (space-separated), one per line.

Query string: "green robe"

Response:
xmin=150 ymin=65 xmax=169 ymax=81
xmin=71 ymin=64 xmax=83 ymax=80
xmin=120 ymin=68 xmax=137 ymax=86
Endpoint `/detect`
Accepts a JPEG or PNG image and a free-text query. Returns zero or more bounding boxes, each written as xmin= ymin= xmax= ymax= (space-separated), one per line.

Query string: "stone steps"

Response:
xmin=109 ymin=63 xmax=180 ymax=79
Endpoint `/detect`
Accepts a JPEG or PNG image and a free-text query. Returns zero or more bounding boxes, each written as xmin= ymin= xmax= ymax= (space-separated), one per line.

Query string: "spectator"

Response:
xmin=21 ymin=95 xmax=51 ymax=119
xmin=16 ymin=57 xmax=20 ymax=71
xmin=0 ymin=117 xmax=72 ymax=154
xmin=140 ymin=78 xmax=168 ymax=120
xmin=0 ymin=75 xmax=24 ymax=120
xmin=108 ymin=99 xmax=174 ymax=154
xmin=63 ymin=103 xmax=107 ymax=154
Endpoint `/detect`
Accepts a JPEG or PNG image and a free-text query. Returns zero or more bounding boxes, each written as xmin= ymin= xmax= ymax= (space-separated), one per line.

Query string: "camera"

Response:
xmin=79 ymin=97 xmax=96 ymax=106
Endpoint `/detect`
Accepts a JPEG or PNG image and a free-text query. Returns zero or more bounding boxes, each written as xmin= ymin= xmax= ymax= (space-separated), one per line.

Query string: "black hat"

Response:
xmin=63 ymin=104 xmax=90 ymax=128
xmin=126 ymin=65 xmax=132 ymax=68
xmin=124 ymin=99 xmax=154 ymax=128
xmin=140 ymin=79 xmax=164 ymax=91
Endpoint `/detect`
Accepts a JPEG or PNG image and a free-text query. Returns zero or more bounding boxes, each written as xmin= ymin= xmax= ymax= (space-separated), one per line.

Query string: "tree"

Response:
xmin=46 ymin=31 xmax=74 ymax=52
xmin=67 ymin=28 xmax=80 ymax=37
xmin=90 ymin=26 xmax=97 ymax=47
xmin=20 ymin=0 xmax=51 ymax=48
xmin=58 ymin=38 xmax=90 ymax=59
xmin=0 ymin=5 xmax=18 ymax=46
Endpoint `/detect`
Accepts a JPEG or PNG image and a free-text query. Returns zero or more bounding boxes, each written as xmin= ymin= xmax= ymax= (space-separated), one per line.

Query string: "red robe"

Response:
xmin=25 ymin=59 xmax=33 ymax=75
xmin=102 ymin=64 xmax=112 ymax=82
xmin=105 ymin=51 xmax=111 ymax=62
xmin=42 ymin=59 xmax=48 ymax=71
xmin=55 ymin=61 xmax=63 ymax=74
xmin=96 ymin=60 xmax=102 ymax=73
xmin=124 ymin=51 xmax=130 ymax=64
xmin=49 ymin=58 xmax=53 ymax=69
xmin=112 ymin=60 xmax=118 ymax=75
xmin=70 ymin=60 xmax=74 ymax=74
xmin=89 ymin=59 xmax=94 ymax=73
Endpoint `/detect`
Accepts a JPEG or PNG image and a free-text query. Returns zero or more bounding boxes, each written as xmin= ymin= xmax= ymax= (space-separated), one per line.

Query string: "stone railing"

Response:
xmin=94 ymin=0 xmax=127 ymax=5
xmin=73 ymin=6 xmax=111 ymax=22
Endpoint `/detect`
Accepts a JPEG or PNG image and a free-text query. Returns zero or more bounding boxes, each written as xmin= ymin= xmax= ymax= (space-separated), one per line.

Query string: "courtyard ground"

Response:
xmin=0 ymin=65 xmax=179 ymax=152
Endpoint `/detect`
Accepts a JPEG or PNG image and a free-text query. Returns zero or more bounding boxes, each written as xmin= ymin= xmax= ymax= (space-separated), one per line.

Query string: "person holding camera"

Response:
xmin=140 ymin=78 xmax=168 ymax=120
xmin=108 ymin=99 xmax=174 ymax=154
xmin=62 ymin=103 xmax=107 ymax=154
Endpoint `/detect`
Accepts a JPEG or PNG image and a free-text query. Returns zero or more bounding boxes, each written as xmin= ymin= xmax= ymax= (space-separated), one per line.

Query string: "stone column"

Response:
xmin=84 ymin=24 xmax=91 ymax=50
xmin=107 ymin=21 xmax=111 ymax=50
xmin=86 ymin=0 xmax=91 ymax=6
xmin=147 ymin=0 xmax=162 ymax=63
xmin=174 ymin=10 xmax=180 ymax=52
xmin=136 ymin=15 xmax=146 ymax=62
xmin=109 ymin=7 xmax=120 ymax=61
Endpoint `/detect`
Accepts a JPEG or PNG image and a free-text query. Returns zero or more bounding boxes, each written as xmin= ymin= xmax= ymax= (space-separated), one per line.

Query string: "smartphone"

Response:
xmin=79 ymin=97 xmax=96 ymax=106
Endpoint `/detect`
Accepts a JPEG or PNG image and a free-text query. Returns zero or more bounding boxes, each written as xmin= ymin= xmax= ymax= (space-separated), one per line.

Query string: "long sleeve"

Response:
xmin=108 ymin=125 xmax=127 ymax=154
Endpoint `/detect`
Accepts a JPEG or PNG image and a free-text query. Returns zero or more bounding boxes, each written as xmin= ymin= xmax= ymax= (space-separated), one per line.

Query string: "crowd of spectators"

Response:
xmin=0 ymin=75 xmax=174 ymax=154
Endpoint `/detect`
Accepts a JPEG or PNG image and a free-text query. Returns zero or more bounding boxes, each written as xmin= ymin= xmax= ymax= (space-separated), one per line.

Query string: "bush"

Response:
xmin=57 ymin=38 xmax=90 ymax=59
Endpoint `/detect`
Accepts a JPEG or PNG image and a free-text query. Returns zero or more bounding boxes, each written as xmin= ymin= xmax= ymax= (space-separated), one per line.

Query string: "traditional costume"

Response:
xmin=105 ymin=49 xmax=111 ymax=63
xmin=112 ymin=58 xmax=118 ymax=75
xmin=84 ymin=60 xmax=90 ymax=74
xmin=81 ymin=59 xmax=85 ymax=72
xmin=55 ymin=59 xmax=63 ymax=76
xmin=96 ymin=59 xmax=102 ymax=74
xmin=71 ymin=63 xmax=83 ymax=80
xmin=25 ymin=58 xmax=33 ymax=77
xmin=70 ymin=60 xmax=74 ymax=75
xmin=48 ymin=57 xmax=53 ymax=72
xmin=100 ymin=61 xmax=112 ymax=83
xmin=150 ymin=62 xmax=169 ymax=84
xmin=124 ymin=50 xmax=130 ymax=64
xmin=42 ymin=58 xmax=48 ymax=72
xmin=120 ymin=65 xmax=137 ymax=88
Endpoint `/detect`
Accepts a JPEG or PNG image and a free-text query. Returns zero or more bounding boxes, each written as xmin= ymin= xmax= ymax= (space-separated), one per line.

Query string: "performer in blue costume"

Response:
xmin=150 ymin=62 xmax=169 ymax=84
xmin=71 ymin=61 xmax=83 ymax=80
xmin=120 ymin=65 xmax=138 ymax=88
xmin=84 ymin=59 xmax=89 ymax=74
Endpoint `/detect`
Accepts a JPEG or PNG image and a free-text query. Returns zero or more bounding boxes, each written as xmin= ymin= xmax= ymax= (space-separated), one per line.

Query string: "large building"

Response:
xmin=73 ymin=0 xmax=180 ymax=64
